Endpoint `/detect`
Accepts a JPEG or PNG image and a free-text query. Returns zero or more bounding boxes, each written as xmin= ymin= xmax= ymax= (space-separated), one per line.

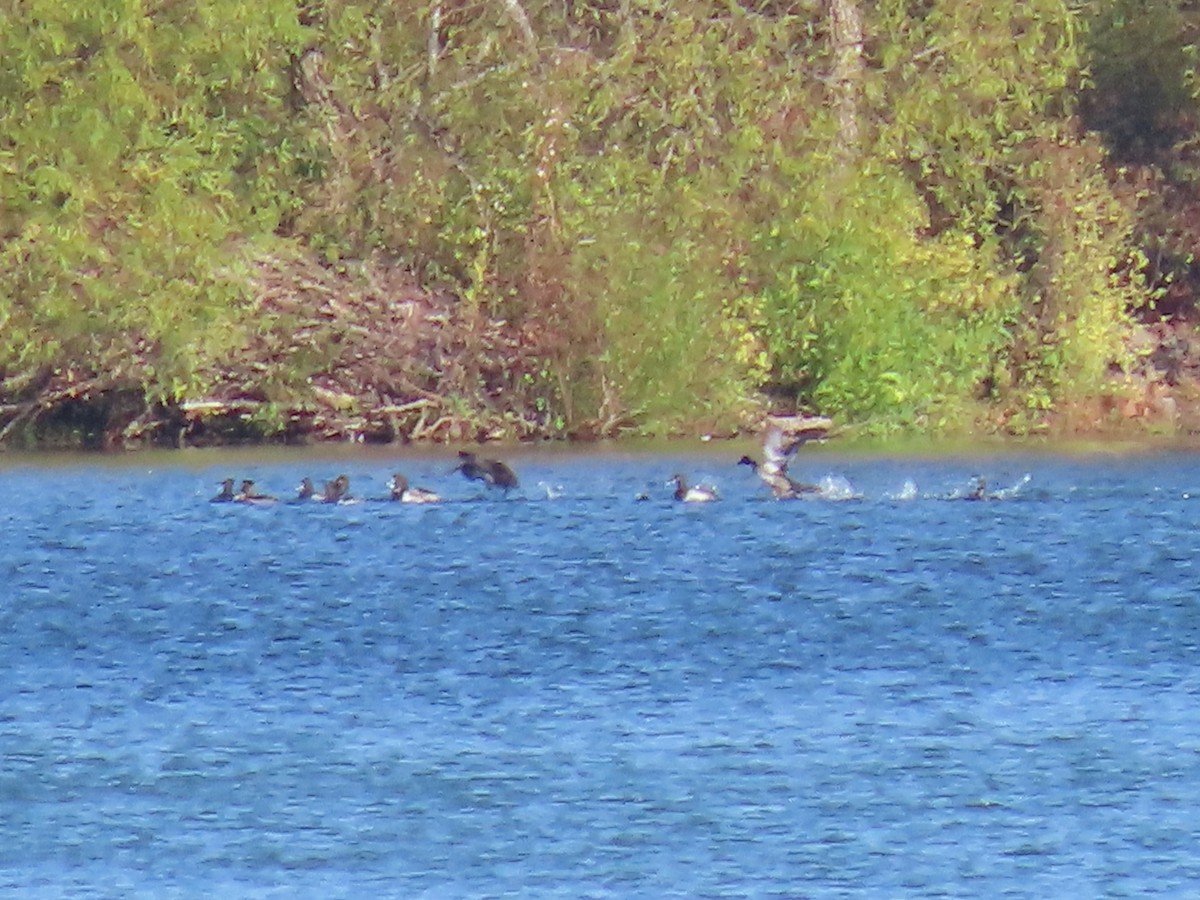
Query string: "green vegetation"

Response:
xmin=0 ymin=0 xmax=1195 ymax=447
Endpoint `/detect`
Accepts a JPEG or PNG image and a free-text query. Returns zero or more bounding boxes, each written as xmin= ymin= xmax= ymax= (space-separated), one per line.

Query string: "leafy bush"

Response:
xmin=0 ymin=1 xmax=306 ymax=403
xmin=1001 ymin=138 xmax=1145 ymax=428
xmin=1079 ymin=0 xmax=1198 ymax=161
xmin=749 ymin=162 xmax=1017 ymax=434
xmin=0 ymin=0 xmax=1165 ymax=444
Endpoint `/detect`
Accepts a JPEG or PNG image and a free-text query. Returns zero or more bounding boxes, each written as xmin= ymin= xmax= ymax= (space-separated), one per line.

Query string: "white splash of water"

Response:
xmin=816 ymin=475 xmax=861 ymax=501
xmin=992 ymin=473 xmax=1031 ymax=500
xmin=887 ymin=479 xmax=919 ymax=501
xmin=537 ymin=481 xmax=565 ymax=500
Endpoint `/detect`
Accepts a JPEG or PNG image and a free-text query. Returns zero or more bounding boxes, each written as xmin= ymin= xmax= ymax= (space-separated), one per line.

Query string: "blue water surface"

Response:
xmin=2 ymin=448 xmax=1200 ymax=898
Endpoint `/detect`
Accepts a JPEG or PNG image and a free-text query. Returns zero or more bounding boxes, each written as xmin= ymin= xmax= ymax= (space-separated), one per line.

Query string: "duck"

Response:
xmin=389 ymin=473 xmax=441 ymax=504
xmin=294 ymin=477 xmax=319 ymax=502
xmin=738 ymin=423 xmax=827 ymax=499
xmin=963 ymin=476 xmax=989 ymax=501
xmin=671 ymin=474 xmax=719 ymax=503
xmin=451 ymin=450 xmax=519 ymax=492
xmin=212 ymin=478 xmax=237 ymax=502
xmin=322 ymin=474 xmax=351 ymax=503
xmin=236 ymin=479 xmax=277 ymax=505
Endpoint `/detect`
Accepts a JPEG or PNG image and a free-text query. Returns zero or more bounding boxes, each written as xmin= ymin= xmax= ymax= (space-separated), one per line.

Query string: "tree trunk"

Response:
xmin=828 ymin=0 xmax=865 ymax=160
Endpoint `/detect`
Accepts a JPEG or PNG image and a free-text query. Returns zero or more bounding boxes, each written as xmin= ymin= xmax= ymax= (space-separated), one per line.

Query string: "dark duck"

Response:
xmin=452 ymin=451 xmax=519 ymax=492
xmin=739 ymin=419 xmax=832 ymax=499
xmin=322 ymin=474 xmax=351 ymax=503
xmin=963 ymin=476 xmax=989 ymax=501
xmin=236 ymin=479 xmax=277 ymax=505
xmin=212 ymin=478 xmax=237 ymax=502
xmin=389 ymin=473 xmax=441 ymax=504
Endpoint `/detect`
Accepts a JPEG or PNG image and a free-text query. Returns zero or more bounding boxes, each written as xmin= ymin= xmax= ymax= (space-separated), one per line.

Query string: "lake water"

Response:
xmin=3 ymin=447 xmax=1200 ymax=897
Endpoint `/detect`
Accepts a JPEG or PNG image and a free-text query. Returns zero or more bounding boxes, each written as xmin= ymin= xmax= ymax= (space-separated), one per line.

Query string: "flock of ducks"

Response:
xmin=212 ymin=451 xmax=520 ymax=506
xmin=210 ymin=424 xmax=1010 ymax=506
xmin=211 ymin=431 xmax=836 ymax=506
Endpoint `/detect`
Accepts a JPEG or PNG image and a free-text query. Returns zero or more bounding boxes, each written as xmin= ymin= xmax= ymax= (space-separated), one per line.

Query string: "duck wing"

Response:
xmin=486 ymin=459 xmax=519 ymax=489
xmin=760 ymin=427 xmax=796 ymax=479
xmin=759 ymin=425 xmax=828 ymax=498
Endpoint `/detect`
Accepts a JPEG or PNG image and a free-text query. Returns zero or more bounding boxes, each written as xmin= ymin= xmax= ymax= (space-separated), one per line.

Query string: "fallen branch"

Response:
xmin=0 ymin=375 xmax=109 ymax=444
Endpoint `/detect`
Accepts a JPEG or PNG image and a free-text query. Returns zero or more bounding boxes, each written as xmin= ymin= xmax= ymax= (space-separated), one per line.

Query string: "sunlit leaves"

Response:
xmin=0 ymin=0 xmax=1160 ymax=440
xmin=0 ymin=0 xmax=310 ymax=415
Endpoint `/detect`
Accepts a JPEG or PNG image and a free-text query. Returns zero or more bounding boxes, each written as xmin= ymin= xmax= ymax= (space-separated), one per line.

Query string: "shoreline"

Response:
xmin=4 ymin=428 xmax=1200 ymax=469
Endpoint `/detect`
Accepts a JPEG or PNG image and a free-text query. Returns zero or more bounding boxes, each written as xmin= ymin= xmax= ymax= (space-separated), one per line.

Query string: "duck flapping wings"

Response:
xmin=743 ymin=416 xmax=833 ymax=499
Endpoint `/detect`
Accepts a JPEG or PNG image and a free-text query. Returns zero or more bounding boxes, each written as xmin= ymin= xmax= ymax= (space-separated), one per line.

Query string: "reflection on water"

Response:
xmin=2 ymin=449 xmax=1200 ymax=895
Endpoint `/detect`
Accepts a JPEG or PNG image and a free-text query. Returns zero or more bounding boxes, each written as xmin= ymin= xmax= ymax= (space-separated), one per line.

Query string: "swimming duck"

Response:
xmin=322 ymin=474 xmax=351 ymax=503
xmin=389 ymin=473 xmax=441 ymax=504
xmin=738 ymin=424 xmax=827 ymax=499
xmin=212 ymin=478 xmax=236 ymax=502
xmin=452 ymin=450 xmax=519 ymax=492
xmin=671 ymin=474 xmax=719 ymax=503
xmin=294 ymin=477 xmax=319 ymax=502
xmin=963 ymin=476 xmax=989 ymax=501
xmin=236 ymin=479 xmax=277 ymax=505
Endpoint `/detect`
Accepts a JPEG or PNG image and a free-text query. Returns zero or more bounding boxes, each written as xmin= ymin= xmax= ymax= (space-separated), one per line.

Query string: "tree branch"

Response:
xmin=497 ymin=0 xmax=537 ymax=55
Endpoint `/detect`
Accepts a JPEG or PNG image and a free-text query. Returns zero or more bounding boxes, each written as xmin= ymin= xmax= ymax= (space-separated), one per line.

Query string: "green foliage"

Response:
xmin=552 ymin=5 xmax=810 ymax=431
xmin=291 ymin=0 xmax=809 ymax=432
xmin=1079 ymin=0 xmax=1198 ymax=161
xmin=749 ymin=163 xmax=1017 ymax=433
xmin=566 ymin=181 xmax=769 ymax=434
xmin=0 ymin=0 xmax=1169 ymax=444
xmin=875 ymin=0 xmax=1081 ymax=229
xmin=0 ymin=1 xmax=307 ymax=402
xmin=862 ymin=1 xmax=1153 ymax=431
xmin=1002 ymin=138 xmax=1145 ymax=428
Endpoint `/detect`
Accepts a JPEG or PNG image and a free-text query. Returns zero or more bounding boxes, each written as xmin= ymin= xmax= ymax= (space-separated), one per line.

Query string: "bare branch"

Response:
xmin=428 ymin=1 xmax=442 ymax=79
xmin=497 ymin=0 xmax=537 ymax=55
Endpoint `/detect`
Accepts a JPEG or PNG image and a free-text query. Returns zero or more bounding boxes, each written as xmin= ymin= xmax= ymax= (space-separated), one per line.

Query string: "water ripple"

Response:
xmin=1 ymin=453 xmax=1200 ymax=895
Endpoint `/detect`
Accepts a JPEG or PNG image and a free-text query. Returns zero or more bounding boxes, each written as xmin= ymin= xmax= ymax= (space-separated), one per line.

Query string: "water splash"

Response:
xmin=991 ymin=473 xmax=1031 ymax=500
xmin=949 ymin=473 xmax=1031 ymax=500
xmin=815 ymin=474 xmax=861 ymax=501
xmin=887 ymin=479 xmax=919 ymax=501
xmin=537 ymin=481 xmax=565 ymax=500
